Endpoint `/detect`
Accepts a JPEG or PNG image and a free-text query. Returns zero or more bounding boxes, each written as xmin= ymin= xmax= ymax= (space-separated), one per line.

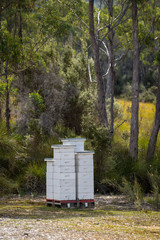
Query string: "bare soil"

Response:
xmin=0 ymin=195 xmax=159 ymax=240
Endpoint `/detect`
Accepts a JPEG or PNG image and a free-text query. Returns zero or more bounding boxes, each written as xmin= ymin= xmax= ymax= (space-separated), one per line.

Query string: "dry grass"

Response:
xmin=114 ymin=99 xmax=160 ymax=152
xmin=0 ymin=195 xmax=160 ymax=240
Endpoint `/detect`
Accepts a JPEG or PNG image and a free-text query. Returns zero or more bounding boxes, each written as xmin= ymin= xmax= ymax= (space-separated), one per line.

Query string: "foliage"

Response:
xmin=22 ymin=161 xmax=46 ymax=194
xmin=148 ymin=171 xmax=160 ymax=210
xmin=0 ymin=123 xmax=25 ymax=177
xmin=82 ymin=111 xmax=112 ymax=188
xmin=0 ymin=0 xmax=160 ymax=197
xmin=119 ymin=177 xmax=144 ymax=210
xmin=0 ymin=174 xmax=18 ymax=196
xmin=29 ymin=91 xmax=45 ymax=117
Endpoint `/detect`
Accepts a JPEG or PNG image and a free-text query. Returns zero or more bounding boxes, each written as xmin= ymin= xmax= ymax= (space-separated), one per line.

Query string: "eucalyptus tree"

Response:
xmin=0 ymin=0 xmax=23 ymax=132
xmin=147 ymin=61 xmax=160 ymax=160
xmin=146 ymin=0 xmax=160 ymax=160
xmin=129 ymin=0 xmax=139 ymax=159
xmin=88 ymin=0 xmax=130 ymax=132
xmin=89 ymin=0 xmax=109 ymax=127
xmin=0 ymin=0 xmax=70 ymax=131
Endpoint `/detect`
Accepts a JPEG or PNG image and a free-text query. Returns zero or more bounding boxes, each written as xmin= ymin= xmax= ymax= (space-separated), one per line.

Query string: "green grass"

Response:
xmin=115 ymin=99 xmax=160 ymax=153
xmin=0 ymin=196 xmax=160 ymax=239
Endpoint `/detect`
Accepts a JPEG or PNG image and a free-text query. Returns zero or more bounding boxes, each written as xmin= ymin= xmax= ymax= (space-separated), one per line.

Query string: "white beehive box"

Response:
xmin=51 ymin=144 xmax=75 ymax=160
xmin=75 ymin=151 xmax=94 ymax=200
xmin=44 ymin=158 xmax=54 ymax=200
xmin=53 ymin=179 xmax=75 ymax=187
xmin=53 ymin=165 xmax=75 ymax=173
xmin=61 ymin=138 xmax=86 ymax=152
xmin=45 ymin=145 xmax=76 ymax=201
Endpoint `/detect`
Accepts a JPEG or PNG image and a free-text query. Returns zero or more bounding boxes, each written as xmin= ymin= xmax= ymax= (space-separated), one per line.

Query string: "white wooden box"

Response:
xmin=47 ymin=163 xmax=54 ymax=173
xmin=52 ymin=145 xmax=75 ymax=158
xmin=54 ymin=185 xmax=76 ymax=193
xmin=46 ymin=192 xmax=54 ymax=199
xmin=53 ymin=179 xmax=75 ymax=188
xmin=77 ymin=172 xmax=94 ymax=181
xmin=76 ymin=165 xmax=93 ymax=173
xmin=53 ymin=152 xmax=75 ymax=160
xmin=53 ymin=159 xmax=75 ymax=166
xmin=54 ymin=172 xmax=76 ymax=180
xmin=53 ymin=165 xmax=75 ymax=173
xmin=46 ymin=172 xmax=54 ymax=179
xmin=46 ymin=178 xmax=53 ymax=186
xmin=54 ymin=192 xmax=76 ymax=201
xmin=75 ymin=153 xmax=94 ymax=166
xmin=78 ymin=192 xmax=94 ymax=199
xmin=77 ymin=186 xmax=94 ymax=193
xmin=61 ymin=138 xmax=86 ymax=152
xmin=47 ymin=185 xmax=54 ymax=193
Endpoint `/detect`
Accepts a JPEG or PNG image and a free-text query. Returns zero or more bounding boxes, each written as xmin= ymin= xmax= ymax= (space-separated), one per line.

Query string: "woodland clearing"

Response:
xmin=0 ymin=195 xmax=160 ymax=240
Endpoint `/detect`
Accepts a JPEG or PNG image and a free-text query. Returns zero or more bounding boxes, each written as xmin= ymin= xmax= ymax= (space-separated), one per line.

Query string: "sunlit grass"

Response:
xmin=0 ymin=197 xmax=160 ymax=239
xmin=114 ymin=99 xmax=160 ymax=155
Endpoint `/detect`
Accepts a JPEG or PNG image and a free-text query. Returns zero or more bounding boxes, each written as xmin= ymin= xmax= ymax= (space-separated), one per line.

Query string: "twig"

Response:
xmin=115 ymin=120 xmax=127 ymax=130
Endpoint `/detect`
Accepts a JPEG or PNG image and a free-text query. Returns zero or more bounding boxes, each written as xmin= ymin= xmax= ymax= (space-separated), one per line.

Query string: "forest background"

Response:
xmin=0 ymin=0 xmax=160 ymax=207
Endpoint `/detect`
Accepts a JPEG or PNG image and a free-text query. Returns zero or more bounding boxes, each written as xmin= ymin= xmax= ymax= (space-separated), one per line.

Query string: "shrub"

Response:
xmin=0 ymin=123 xmax=25 ymax=178
xmin=82 ymin=118 xmax=112 ymax=192
xmin=148 ymin=171 xmax=160 ymax=210
xmin=119 ymin=177 xmax=144 ymax=210
xmin=0 ymin=174 xmax=18 ymax=196
xmin=22 ymin=162 xmax=46 ymax=194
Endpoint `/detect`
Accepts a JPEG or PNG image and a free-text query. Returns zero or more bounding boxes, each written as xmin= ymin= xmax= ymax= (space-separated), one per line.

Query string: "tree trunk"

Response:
xmin=129 ymin=0 xmax=139 ymax=159
xmin=107 ymin=0 xmax=115 ymax=134
xmin=147 ymin=63 xmax=160 ymax=160
xmin=18 ymin=6 xmax=25 ymax=98
xmin=89 ymin=0 xmax=108 ymax=127
xmin=5 ymin=61 xmax=10 ymax=133
xmin=0 ymin=2 xmax=2 ymax=122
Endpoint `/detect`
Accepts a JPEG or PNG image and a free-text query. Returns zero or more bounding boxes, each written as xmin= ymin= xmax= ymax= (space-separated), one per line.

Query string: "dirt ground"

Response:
xmin=0 ymin=195 xmax=160 ymax=240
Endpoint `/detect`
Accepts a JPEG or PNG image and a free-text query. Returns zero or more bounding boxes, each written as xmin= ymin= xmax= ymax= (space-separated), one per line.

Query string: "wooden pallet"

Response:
xmin=46 ymin=199 xmax=77 ymax=208
xmin=78 ymin=199 xmax=95 ymax=208
xmin=46 ymin=199 xmax=95 ymax=208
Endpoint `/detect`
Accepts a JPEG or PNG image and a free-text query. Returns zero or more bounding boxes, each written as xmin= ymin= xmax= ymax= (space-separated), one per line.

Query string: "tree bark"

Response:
xmin=107 ymin=0 xmax=115 ymax=134
xmin=18 ymin=5 xmax=25 ymax=94
xmin=147 ymin=63 xmax=160 ymax=160
xmin=0 ymin=2 xmax=2 ymax=122
xmin=89 ymin=0 xmax=108 ymax=127
xmin=129 ymin=0 xmax=139 ymax=159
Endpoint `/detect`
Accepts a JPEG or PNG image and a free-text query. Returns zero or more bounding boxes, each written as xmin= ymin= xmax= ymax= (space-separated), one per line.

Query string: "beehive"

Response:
xmin=75 ymin=151 xmax=94 ymax=202
xmin=45 ymin=145 xmax=76 ymax=203
xmin=45 ymin=138 xmax=94 ymax=208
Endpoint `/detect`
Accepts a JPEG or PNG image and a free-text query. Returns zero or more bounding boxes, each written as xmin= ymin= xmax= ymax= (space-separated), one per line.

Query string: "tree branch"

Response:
xmin=57 ymin=0 xmax=89 ymax=29
xmin=0 ymin=0 xmax=16 ymax=14
xmin=115 ymin=120 xmax=127 ymax=130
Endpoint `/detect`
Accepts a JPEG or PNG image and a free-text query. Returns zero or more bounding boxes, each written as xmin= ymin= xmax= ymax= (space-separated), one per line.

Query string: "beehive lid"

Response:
xmin=44 ymin=158 xmax=55 ymax=162
xmin=61 ymin=138 xmax=86 ymax=142
xmin=51 ymin=144 xmax=76 ymax=148
xmin=75 ymin=151 xmax=94 ymax=154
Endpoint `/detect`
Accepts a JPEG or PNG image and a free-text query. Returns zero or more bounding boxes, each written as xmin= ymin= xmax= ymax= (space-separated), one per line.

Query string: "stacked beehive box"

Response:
xmin=75 ymin=151 xmax=94 ymax=206
xmin=61 ymin=138 xmax=85 ymax=152
xmin=45 ymin=144 xmax=76 ymax=206
xmin=45 ymin=138 xmax=94 ymax=208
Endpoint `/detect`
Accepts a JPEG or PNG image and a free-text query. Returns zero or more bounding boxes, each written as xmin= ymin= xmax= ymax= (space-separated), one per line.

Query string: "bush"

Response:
xmin=0 ymin=123 xmax=26 ymax=178
xmin=21 ymin=162 xmax=46 ymax=194
xmin=148 ymin=171 xmax=160 ymax=210
xmin=139 ymin=85 xmax=157 ymax=103
xmin=119 ymin=177 xmax=144 ymax=210
xmin=82 ymin=118 xmax=112 ymax=192
xmin=0 ymin=174 xmax=18 ymax=196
